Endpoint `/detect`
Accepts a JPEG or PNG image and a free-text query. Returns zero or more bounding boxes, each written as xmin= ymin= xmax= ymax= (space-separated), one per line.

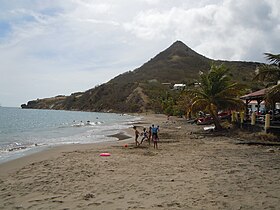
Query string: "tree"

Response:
xmin=254 ymin=53 xmax=280 ymax=104
xmin=189 ymin=64 xmax=246 ymax=130
xmin=176 ymin=91 xmax=193 ymax=118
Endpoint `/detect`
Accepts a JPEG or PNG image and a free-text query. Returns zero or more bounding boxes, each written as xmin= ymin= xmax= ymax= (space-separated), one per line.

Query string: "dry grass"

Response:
xmin=233 ymin=130 xmax=279 ymax=142
xmin=255 ymin=132 xmax=279 ymax=142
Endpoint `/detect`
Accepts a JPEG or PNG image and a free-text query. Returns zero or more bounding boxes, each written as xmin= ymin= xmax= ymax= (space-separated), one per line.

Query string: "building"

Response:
xmin=173 ymin=84 xmax=186 ymax=90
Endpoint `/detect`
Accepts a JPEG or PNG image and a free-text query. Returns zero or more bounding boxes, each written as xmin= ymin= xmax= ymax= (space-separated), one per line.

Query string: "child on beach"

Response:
xmin=140 ymin=128 xmax=148 ymax=145
xmin=153 ymin=135 xmax=159 ymax=149
xmin=148 ymin=126 xmax=152 ymax=145
xmin=133 ymin=126 xmax=140 ymax=147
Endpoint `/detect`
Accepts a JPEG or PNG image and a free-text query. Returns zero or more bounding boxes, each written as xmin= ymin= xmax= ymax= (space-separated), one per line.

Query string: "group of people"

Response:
xmin=133 ymin=124 xmax=160 ymax=149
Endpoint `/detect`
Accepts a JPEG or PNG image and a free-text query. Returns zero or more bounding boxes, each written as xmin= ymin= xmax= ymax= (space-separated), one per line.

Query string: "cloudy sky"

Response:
xmin=0 ymin=0 xmax=279 ymax=107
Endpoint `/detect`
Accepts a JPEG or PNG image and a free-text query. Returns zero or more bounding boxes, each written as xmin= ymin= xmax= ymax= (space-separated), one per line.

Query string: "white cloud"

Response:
xmin=0 ymin=0 xmax=279 ymax=106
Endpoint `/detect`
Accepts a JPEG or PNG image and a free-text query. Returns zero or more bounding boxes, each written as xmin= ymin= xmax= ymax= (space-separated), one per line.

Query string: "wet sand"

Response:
xmin=0 ymin=114 xmax=280 ymax=209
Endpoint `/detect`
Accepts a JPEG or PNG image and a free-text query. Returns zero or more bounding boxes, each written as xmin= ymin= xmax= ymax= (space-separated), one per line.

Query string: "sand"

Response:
xmin=0 ymin=114 xmax=280 ymax=210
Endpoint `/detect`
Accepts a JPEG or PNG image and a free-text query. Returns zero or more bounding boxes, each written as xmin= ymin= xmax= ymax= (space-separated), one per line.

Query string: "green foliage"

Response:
xmin=189 ymin=64 xmax=246 ymax=130
xmin=161 ymin=96 xmax=175 ymax=115
xmin=254 ymin=53 xmax=280 ymax=104
xmin=140 ymin=82 xmax=167 ymax=113
xmin=160 ymin=91 xmax=185 ymax=116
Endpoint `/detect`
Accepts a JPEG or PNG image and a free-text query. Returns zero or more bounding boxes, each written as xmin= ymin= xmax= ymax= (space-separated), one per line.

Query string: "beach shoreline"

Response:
xmin=0 ymin=124 xmax=136 ymax=178
xmin=1 ymin=113 xmax=280 ymax=209
xmin=0 ymin=112 xmax=141 ymax=173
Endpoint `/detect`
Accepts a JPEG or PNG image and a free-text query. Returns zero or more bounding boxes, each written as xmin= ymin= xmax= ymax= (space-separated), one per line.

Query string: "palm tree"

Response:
xmin=190 ymin=64 xmax=246 ymax=130
xmin=254 ymin=53 xmax=280 ymax=104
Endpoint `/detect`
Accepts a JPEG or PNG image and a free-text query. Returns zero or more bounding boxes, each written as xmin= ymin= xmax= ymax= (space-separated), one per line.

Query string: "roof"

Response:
xmin=240 ymin=88 xmax=267 ymax=100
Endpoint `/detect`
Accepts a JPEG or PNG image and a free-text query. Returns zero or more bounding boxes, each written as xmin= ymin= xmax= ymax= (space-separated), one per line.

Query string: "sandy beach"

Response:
xmin=0 ymin=114 xmax=280 ymax=209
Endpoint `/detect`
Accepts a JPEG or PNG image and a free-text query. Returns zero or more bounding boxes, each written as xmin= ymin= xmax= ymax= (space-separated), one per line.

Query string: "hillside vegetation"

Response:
xmin=21 ymin=41 xmax=262 ymax=113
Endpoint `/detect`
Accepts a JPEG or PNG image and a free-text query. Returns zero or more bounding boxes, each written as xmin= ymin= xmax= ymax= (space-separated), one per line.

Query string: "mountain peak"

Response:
xmin=170 ymin=40 xmax=188 ymax=48
xmin=165 ymin=40 xmax=204 ymax=58
xmin=151 ymin=40 xmax=208 ymax=62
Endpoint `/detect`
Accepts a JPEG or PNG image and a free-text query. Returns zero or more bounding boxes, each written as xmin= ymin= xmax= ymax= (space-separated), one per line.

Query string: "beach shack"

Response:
xmin=240 ymin=88 xmax=266 ymax=116
xmin=241 ymin=88 xmax=280 ymax=117
xmin=240 ymin=88 xmax=280 ymax=134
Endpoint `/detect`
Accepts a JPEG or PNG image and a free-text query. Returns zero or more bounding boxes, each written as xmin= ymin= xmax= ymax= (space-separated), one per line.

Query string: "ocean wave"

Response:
xmin=0 ymin=109 xmax=138 ymax=164
xmin=2 ymin=142 xmax=40 ymax=152
xmin=71 ymin=121 xmax=104 ymax=127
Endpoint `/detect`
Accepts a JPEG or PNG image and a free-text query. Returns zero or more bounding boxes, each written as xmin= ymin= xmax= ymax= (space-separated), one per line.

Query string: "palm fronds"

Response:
xmin=264 ymin=53 xmax=280 ymax=66
xmin=254 ymin=65 xmax=280 ymax=82
xmin=255 ymin=53 xmax=280 ymax=102
xmin=189 ymin=64 xmax=246 ymax=130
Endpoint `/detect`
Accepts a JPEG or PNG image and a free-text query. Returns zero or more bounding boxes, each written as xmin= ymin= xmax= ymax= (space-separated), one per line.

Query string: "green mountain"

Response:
xmin=21 ymin=41 xmax=262 ymax=113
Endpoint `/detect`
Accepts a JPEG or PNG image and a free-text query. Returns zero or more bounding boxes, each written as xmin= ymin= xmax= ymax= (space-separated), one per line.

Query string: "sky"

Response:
xmin=0 ymin=0 xmax=279 ymax=107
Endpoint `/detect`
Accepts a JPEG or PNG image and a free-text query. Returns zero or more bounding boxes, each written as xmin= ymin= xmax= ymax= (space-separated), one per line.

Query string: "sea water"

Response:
xmin=0 ymin=107 xmax=139 ymax=163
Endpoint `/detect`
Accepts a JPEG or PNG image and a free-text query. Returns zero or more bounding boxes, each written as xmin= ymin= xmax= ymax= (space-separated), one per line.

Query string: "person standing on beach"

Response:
xmin=133 ymin=126 xmax=140 ymax=147
xmin=151 ymin=125 xmax=159 ymax=149
xmin=148 ymin=126 xmax=152 ymax=145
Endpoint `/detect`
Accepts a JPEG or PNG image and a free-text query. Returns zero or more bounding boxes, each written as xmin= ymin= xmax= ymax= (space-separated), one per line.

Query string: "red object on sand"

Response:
xmin=99 ymin=153 xmax=111 ymax=157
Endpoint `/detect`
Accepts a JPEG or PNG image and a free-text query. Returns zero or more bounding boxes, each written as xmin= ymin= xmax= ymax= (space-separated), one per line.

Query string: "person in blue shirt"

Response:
xmin=151 ymin=124 xmax=159 ymax=149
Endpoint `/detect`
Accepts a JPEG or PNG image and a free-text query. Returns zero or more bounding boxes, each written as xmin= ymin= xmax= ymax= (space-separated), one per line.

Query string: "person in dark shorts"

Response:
xmin=133 ymin=126 xmax=140 ymax=147
xmin=151 ymin=124 xmax=159 ymax=149
xmin=148 ymin=126 xmax=152 ymax=145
